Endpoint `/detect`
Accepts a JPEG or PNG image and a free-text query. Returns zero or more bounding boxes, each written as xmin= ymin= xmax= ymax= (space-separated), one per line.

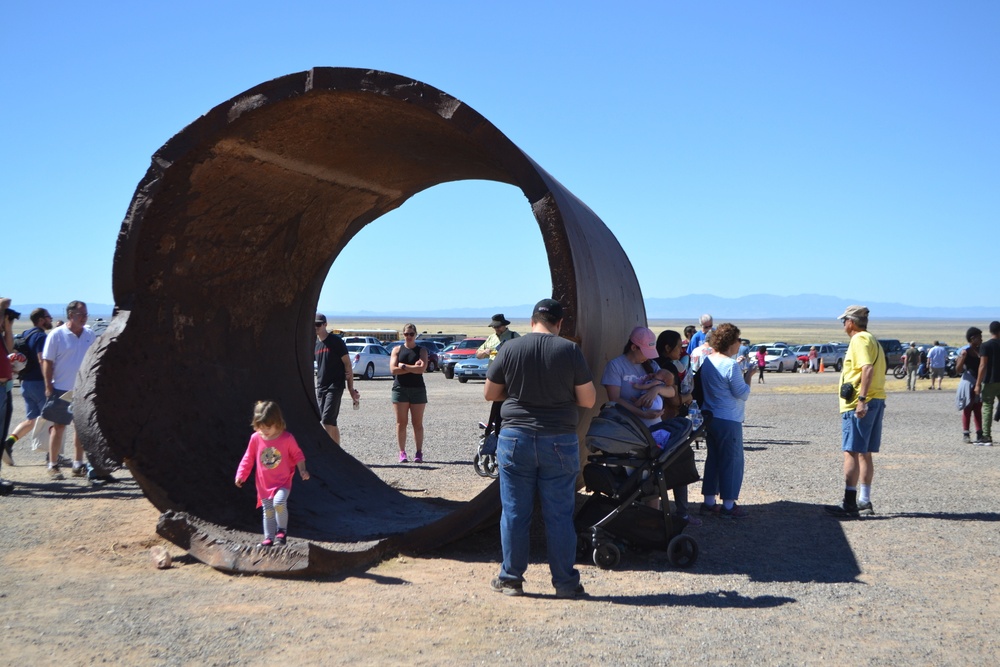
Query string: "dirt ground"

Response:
xmin=1 ymin=368 xmax=999 ymax=665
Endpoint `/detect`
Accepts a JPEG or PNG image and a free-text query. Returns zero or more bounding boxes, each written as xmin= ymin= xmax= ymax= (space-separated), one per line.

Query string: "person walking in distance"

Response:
xmin=3 ymin=308 xmax=54 ymax=466
xmin=314 ymin=314 xmax=360 ymax=446
xmin=973 ymin=321 xmax=1000 ymax=446
xmin=826 ymin=306 xmax=886 ymax=518
xmin=485 ymin=299 xmax=596 ymax=598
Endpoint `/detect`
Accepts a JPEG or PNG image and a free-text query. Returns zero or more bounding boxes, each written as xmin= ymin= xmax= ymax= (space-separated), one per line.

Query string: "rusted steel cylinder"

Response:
xmin=76 ymin=68 xmax=645 ymax=575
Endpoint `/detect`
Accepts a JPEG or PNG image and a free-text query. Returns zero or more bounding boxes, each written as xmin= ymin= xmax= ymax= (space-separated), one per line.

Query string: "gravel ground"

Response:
xmin=1 ymin=369 xmax=998 ymax=665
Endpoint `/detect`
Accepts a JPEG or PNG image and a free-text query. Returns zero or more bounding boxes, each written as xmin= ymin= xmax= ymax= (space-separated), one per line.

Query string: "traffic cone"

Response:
xmin=818 ymin=359 xmax=825 ymax=373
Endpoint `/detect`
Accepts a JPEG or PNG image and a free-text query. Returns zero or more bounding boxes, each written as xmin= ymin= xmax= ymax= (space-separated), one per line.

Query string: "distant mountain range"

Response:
xmin=332 ymin=294 xmax=997 ymax=320
xmin=16 ymin=295 xmax=997 ymax=322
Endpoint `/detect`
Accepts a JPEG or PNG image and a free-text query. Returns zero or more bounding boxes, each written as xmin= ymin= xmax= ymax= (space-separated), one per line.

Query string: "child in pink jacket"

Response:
xmin=236 ymin=401 xmax=310 ymax=547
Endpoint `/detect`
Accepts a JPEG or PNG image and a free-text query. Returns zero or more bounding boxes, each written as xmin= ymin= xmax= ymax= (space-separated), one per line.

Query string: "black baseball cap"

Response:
xmin=532 ymin=298 xmax=564 ymax=320
xmin=315 ymin=313 xmax=327 ymax=325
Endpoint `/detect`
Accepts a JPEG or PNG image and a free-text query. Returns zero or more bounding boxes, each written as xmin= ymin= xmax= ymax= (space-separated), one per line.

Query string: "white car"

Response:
xmin=764 ymin=347 xmax=799 ymax=373
xmin=347 ymin=343 xmax=392 ymax=380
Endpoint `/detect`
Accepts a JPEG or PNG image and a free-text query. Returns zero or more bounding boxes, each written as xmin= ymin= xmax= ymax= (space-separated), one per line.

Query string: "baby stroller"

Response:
xmin=473 ymin=401 xmax=502 ymax=478
xmin=575 ymin=403 xmax=707 ymax=569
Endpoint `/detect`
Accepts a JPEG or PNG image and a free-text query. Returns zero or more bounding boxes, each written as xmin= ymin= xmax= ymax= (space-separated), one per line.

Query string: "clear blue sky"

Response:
xmin=3 ymin=2 xmax=997 ymax=314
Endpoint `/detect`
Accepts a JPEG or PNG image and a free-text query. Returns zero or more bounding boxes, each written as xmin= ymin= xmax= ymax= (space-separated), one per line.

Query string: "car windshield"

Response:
xmin=346 ymin=344 xmax=365 ymax=353
xmin=767 ymin=348 xmax=785 ymax=356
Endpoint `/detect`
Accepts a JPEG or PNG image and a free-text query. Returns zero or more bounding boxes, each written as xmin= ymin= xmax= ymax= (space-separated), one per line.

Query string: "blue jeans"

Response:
xmin=701 ymin=417 xmax=745 ymax=501
xmin=841 ymin=399 xmax=885 ymax=453
xmin=497 ymin=427 xmax=580 ymax=592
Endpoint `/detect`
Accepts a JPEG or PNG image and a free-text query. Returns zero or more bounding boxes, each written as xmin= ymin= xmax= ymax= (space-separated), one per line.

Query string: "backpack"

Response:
xmin=13 ymin=327 xmax=43 ymax=380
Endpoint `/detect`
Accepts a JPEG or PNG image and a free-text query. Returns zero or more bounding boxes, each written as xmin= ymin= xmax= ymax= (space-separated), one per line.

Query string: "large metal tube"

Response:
xmin=75 ymin=68 xmax=645 ymax=575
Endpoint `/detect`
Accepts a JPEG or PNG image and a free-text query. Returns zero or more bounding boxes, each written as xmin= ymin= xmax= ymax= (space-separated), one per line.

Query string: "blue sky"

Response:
xmin=3 ymin=2 xmax=997 ymax=314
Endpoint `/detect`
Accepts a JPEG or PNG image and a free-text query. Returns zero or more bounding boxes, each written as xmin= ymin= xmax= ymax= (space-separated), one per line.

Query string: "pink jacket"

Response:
xmin=236 ymin=431 xmax=305 ymax=507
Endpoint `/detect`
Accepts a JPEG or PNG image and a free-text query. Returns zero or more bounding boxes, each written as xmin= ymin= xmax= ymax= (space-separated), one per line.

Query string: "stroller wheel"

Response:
xmin=473 ymin=453 xmax=500 ymax=478
xmin=473 ymin=453 xmax=490 ymax=477
xmin=667 ymin=534 xmax=699 ymax=568
xmin=593 ymin=542 xmax=621 ymax=569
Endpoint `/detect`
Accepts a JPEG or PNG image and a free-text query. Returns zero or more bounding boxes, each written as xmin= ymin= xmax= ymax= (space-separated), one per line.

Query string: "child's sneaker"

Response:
xmin=260 ymin=538 xmax=274 ymax=547
xmin=399 ymin=451 xmax=409 ymax=463
xmin=275 ymin=529 xmax=287 ymax=546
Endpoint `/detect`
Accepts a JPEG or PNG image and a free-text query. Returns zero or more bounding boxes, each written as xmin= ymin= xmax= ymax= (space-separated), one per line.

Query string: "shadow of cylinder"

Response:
xmin=75 ymin=67 xmax=645 ymax=575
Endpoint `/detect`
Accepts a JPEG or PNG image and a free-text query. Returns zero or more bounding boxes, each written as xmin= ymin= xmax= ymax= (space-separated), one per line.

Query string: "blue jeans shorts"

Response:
xmin=841 ymin=399 xmax=885 ymax=453
xmin=20 ymin=380 xmax=46 ymax=420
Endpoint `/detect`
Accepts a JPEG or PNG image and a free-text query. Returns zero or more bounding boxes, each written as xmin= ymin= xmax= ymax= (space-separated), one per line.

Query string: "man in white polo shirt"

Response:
xmin=41 ymin=300 xmax=96 ymax=480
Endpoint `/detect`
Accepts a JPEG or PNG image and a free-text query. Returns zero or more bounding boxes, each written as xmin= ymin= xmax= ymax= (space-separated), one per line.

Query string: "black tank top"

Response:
xmin=394 ymin=344 xmax=426 ymax=389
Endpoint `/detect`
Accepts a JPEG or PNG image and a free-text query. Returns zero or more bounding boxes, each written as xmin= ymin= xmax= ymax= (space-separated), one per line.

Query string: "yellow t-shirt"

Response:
xmin=839 ymin=330 xmax=886 ymax=412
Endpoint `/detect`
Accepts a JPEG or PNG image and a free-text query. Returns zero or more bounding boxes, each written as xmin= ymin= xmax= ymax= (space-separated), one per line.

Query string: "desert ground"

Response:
xmin=1 ymin=318 xmax=998 ymax=665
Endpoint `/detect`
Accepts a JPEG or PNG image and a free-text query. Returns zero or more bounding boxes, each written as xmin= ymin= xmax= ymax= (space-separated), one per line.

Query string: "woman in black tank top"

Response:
xmin=390 ymin=324 xmax=429 ymax=463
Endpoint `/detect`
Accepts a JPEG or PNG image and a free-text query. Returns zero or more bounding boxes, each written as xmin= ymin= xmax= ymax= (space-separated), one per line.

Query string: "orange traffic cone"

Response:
xmin=819 ymin=359 xmax=825 ymax=373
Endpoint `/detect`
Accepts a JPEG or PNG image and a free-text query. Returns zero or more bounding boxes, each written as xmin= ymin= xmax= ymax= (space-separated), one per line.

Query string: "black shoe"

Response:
xmin=0 ymin=479 xmax=14 ymax=496
xmin=825 ymin=502 xmax=859 ymax=518
xmin=490 ymin=576 xmax=524 ymax=596
xmin=857 ymin=501 xmax=875 ymax=516
xmin=555 ymin=584 xmax=586 ymax=599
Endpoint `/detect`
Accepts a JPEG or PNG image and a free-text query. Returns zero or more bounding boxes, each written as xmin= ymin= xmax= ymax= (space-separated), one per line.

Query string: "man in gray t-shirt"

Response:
xmin=484 ymin=298 xmax=596 ymax=599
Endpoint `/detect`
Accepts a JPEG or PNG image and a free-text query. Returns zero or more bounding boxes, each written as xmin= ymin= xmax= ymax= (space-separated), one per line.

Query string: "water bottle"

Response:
xmin=680 ymin=371 xmax=694 ymax=396
xmin=353 ymin=396 xmax=360 ymax=411
xmin=688 ymin=400 xmax=703 ymax=430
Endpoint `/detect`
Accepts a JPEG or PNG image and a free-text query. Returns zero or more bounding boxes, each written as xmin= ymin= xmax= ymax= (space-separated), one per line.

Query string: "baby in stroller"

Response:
xmin=575 ymin=402 xmax=704 ymax=569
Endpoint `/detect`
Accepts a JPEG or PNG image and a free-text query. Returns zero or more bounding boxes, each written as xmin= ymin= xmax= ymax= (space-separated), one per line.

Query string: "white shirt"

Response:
xmin=42 ymin=325 xmax=96 ymax=391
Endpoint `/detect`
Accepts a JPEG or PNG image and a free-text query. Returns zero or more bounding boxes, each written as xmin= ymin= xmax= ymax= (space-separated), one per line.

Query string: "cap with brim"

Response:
xmin=315 ymin=313 xmax=327 ymax=325
xmin=532 ymin=299 xmax=564 ymax=320
xmin=629 ymin=326 xmax=658 ymax=360
xmin=836 ymin=305 xmax=869 ymax=320
xmin=488 ymin=313 xmax=511 ymax=328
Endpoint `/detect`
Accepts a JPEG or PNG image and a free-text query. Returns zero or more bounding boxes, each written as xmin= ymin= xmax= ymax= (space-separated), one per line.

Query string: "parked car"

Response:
xmin=454 ymin=356 xmax=490 ymax=383
xmin=347 ymin=343 xmax=392 ymax=380
xmin=343 ymin=336 xmax=382 ymax=346
xmin=441 ymin=338 xmax=487 ymax=379
xmin=790 ymin=344 xmax=844 ymax=372
xmin=384 ymin=340 xmax=440 ymax=372
xmin=757 ymin=342 xmax=790 ymax=350
xmin=764 ymin=347 xmax=799 ymax=372
xmin=878 ymin=339 xmax=904 ymax=372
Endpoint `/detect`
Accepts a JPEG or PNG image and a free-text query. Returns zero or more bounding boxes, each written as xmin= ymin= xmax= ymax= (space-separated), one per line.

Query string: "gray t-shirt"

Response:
xmin=486 ymin=332 xmax=593 ymax=433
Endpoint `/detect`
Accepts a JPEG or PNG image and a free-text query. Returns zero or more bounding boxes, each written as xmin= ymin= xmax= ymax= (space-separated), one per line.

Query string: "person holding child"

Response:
xmin=235 ymin=401 xmax=310 ymax=547
xmin=602 ymin=327 xmax=703 ymax=526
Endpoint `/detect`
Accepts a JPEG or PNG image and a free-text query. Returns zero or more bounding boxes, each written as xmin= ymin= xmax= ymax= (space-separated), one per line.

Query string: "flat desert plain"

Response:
xmin=0 ymin=317 xmax=997 ymax=665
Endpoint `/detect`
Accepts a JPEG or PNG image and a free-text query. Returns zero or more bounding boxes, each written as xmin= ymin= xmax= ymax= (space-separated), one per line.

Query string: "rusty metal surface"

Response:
xmin=76 ymin=68 xmax=645 ymax=575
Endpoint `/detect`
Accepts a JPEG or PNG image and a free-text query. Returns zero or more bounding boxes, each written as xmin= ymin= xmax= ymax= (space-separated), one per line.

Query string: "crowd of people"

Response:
xmin=6 ymin=295 xmax=999 ymax=593
xmin=1 ymin=298 xmax=110 ymax=495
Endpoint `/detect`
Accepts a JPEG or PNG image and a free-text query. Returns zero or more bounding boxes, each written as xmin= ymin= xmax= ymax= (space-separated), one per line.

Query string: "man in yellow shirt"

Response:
xmin=476 ymin=314 xmax=520 ymax=360
xmin=827 ymin=305 xmax=886 ymax=518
